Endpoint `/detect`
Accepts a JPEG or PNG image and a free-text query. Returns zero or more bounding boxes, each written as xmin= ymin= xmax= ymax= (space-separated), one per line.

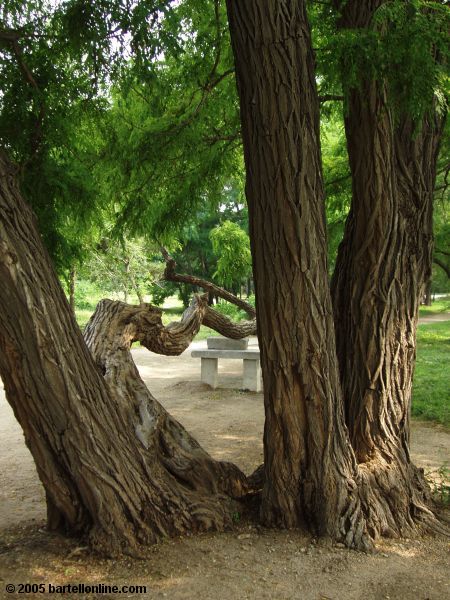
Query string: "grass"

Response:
xmin=419 ymin=296 xmax=450 ymax=317
xmin=412 ymin=320 xmax=450 ymax=426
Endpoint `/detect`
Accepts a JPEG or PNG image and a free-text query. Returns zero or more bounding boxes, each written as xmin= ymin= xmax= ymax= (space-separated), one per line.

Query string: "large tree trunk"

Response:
xmin=226 ymin=0 xmax=369 ymax=548
xmin=0 ymin=151 xmax=249 ymax=556
xmin=331 ymin=1 xmax=445 ymax=537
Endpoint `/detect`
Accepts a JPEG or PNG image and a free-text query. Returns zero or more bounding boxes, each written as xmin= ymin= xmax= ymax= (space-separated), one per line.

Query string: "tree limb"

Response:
xmin=1 ymin=27 xmax=45 ymax=160
xmin=319 ymin=94 xmax=344 ymax=103
xmin=433 ymin=256 xmax=450 ymax=279
xmin=203 ymin=305 xmax=256 ymax=338
xmin=161 ymin=247 xmax=256 ymax=318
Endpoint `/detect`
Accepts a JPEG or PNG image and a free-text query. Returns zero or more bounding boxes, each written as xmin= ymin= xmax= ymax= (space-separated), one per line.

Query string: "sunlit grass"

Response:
xmin=419 ymin=296 xmax=450 ymax=317
xmin=412 ymin=320 xmax=450 ymax=427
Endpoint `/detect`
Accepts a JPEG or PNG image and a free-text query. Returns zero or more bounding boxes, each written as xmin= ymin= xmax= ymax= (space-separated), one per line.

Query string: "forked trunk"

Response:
xmin=0 ymin=151 xmax=249 ymax=555
xmin=226 ymin=0 xmax=369 ymax=548
xmin=331 ymin=0 xmax=445 ymax=537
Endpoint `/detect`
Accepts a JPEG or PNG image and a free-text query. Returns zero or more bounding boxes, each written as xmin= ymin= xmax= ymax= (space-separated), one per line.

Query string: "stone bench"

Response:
xmin=191 ymin=346 xmax=262 ymax=392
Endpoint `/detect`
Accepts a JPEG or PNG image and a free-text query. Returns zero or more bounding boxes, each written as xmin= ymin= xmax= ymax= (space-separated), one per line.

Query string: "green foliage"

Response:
xmin=412 ymin=321 xmax=450 ymax=426
xmin=1 ymin=0 xmax=447 ymax=298
xmin=81 ymin=236 xmax=163 ymax=301
xmin=213 ymin=301 xmax=248 ymax=322
xmin=321 ymin=111 xmax=351 ymax=273
xmin=210 ymin=220 xmax=251 ymax=288
xmin=0 ymin=1 xmax=112 ymax=273
xmin=88 ymin=0 xmax=244 ymax=241
xmin=71 ymin=279 xmax=107 ymax=329
xmin=72 ymin=279 xmax=103 ymax=310
xmin=319 ymin=0 xmax=449 ymax=122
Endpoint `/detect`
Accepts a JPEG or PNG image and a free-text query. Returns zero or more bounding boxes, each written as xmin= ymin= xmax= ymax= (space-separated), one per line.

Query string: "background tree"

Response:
xmin=83 ymin=236 xmax=163 ymax=303
xmin=210 ymin=220 xmax=251 ymax=294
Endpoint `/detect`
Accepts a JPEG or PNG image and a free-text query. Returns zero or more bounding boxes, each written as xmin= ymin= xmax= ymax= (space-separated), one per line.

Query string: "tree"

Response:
xmin=225 ymin=0 xmax=448 ymax=543
xmin=83 ymin=236 xmax=163 ymax=303
xmin=225 ymin=0 xmax=369 ymax=546
xmin=0 ymin=0 xmax=447 ymax=556
xmin=0 ymin=150 xmax=252 ymax=554
xmin=330 ymin=0 xmax=447 ymax=535
xmin=210 ymin=220 xmax=251 ymax=293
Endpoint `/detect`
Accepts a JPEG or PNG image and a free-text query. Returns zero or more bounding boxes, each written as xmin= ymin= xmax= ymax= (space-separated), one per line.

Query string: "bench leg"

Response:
xmin=243 ymin=359 xmax=262 ymax=392
xmin=201 ymin=357 xmax=218 ymax=389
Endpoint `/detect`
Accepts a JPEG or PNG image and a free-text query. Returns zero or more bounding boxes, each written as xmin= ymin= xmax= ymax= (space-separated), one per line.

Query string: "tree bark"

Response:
xmin=331 ymin=0 xmax=445 ymax=537
xmin=0 ymin=151 xmax=250 ymax=556
xmin=226 ymin=0 xmax=369 ymax=548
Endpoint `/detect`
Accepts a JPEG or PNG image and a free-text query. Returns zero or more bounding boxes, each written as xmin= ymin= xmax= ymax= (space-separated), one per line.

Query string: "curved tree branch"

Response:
xmin=203 ymin=305 xmax=256 ymax=338
xmin=161 ymin=247 xmax=256 ymax=318
xmin=433 ymin=256 xmax=450 ymax=279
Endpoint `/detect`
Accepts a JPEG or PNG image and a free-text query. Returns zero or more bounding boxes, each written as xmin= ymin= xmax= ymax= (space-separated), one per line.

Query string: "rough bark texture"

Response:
xmin=226 ymin=0 xmax=369 ymax=548
xmin=331 ymin=0 xmax=445 ymax=537
xmin=0 ymin=151 xmax=249 ymax=555
xmin=203 ymin=305 xmax=256 ymax=338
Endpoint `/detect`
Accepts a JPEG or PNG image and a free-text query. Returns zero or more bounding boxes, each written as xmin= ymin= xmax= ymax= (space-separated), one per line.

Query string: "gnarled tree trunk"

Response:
xmin=226 ymin=0 xmax=369 ymax=549
xmin=331 ymin=0 xmax=445 ymax=537
xmin=0 ymin=151 xmax=250 ymax=556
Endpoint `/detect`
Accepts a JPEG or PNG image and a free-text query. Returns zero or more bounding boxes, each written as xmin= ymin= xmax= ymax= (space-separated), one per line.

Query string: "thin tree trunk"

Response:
xmin=423 ymin=279 xmax=432 ymax=306
xmin=69 ymin=265 xmax=76 ymax=312
xmin=331 ymin=0 xmax=445 ymax=537
xmin=226 ymin=0 xmax=369 ymax=548
xmin=0 ymin=151 xmax=250 ymax=556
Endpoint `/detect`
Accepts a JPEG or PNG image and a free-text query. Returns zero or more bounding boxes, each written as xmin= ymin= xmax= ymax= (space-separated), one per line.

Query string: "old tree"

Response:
xmin=0 ymin=0 xmax=448 ymax=553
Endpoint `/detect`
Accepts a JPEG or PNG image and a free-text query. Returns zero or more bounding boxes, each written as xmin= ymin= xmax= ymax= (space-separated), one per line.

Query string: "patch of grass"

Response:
xmin=75 ymin=309 xmax=95 ymax=330
xmin=194 ymin=325 xmax=217 ymax=341
xmin=162 ymin=306 xmax=185 ymax=317
xmin=162 ymin=295 xmax=184 ymax=310
xmin=419 ymin=296 xmax=450 ymax=317
xmin=412 ymin=320 xmax=450 ymax=426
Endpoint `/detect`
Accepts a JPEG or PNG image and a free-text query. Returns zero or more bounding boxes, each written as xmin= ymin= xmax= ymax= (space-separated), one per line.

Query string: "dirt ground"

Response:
xmin=0 ymin=337 xmax=449 ymax=599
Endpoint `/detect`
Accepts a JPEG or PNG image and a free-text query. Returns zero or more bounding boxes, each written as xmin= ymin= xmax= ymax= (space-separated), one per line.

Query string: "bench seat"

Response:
xmin=191 ymin=349 xmax=261 ymax=392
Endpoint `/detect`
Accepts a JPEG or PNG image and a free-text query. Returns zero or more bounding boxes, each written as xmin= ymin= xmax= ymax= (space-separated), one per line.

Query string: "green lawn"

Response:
xmin=419 ymin=296 xmax=450 ymax=318
xmin=412 ymin=320 xmax=450 ymax=427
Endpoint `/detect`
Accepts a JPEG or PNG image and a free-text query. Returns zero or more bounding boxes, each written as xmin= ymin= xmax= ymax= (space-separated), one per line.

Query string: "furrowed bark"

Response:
xmin=331 ymin=0 xmax=446 ymax=537
xmin=0 ymin=151 xmax=249 ymax=556
xmin=226 ymin=0 xmax=370 ymax=548
xmin=203 ymin=306 xmax=256 ymax=338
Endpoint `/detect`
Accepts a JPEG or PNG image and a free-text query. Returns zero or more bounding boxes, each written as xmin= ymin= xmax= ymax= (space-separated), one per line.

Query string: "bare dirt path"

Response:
xmin=418 ymin=312 xmax=450 ymax=324
xmin=0 ymin=339 xmax=448 ymax=599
